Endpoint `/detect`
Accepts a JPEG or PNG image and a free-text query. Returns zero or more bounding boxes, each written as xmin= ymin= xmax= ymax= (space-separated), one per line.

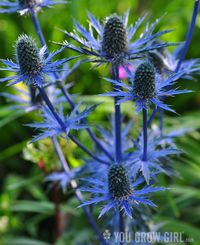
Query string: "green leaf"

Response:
xmin=154 ymin=217 xmax=200 ymax=244
xmin=0 ymin=108 xmax=25 ymax=128
xmin=10 ymin=201 xmax=54 ymax=215
xmin=6 ymin=175 xmax=42 ymax=191
xmin=2 ymin=237 xmax=50 ymax=245
xmin=10 ymin=200 xmax=78 ymax=216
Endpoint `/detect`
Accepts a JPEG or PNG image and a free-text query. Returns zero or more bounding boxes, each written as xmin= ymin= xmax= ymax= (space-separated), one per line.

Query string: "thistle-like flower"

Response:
xmin=80 ymin=164 xmax=166 ymax=218
xmin=61 ymin=12 xmax=176 ymax=66
xmin=0 ymin=0 xmax=66 ymax=15
xmin=0 ymin=34 xmax=74 ymax=87
xmin=0 ymin=61 xmax=79 ymax=113
xmin=102 ymin=61 xmax=191 ymax=113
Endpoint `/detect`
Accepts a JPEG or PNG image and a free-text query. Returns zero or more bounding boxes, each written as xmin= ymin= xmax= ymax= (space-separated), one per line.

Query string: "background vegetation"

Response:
xmin=0 ymin=0 xmax=200 ymax=244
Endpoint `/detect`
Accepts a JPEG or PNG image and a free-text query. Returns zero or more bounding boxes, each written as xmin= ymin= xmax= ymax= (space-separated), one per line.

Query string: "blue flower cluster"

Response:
xmin=0 ymin=1 xmax=200 ymax=244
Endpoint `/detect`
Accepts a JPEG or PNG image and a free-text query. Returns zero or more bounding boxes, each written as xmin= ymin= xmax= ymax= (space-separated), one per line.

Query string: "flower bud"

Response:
xmin=102 ymin=14 xmax=128 ymax=62
xmin=133 ymin=62 xmax=156 ymax=100
xmin=108 ymin=164 xmax=132 ymax=200
xmin=148 ymin=52 xmax=164 ymax=74
xmin=16 ymin=35 xmax=42 ymax=78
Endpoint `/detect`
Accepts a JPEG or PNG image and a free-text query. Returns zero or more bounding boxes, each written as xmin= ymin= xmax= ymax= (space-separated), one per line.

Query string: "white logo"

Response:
xmin=103 ymin=229 xmax=111 ymax=240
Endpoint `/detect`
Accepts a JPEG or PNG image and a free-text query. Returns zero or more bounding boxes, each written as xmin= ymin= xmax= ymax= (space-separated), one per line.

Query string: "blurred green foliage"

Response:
xmin=0 ymin=0 xmax=200 ymax=244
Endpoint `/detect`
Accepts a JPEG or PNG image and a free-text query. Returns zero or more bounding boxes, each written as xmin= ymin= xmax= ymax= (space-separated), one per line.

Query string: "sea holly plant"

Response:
xmin=60 ymin=12 xmax=179 ymax=65
xmin=80 ymin=164 xmax=166 ymax=218
xmin=0 ymin=1 xmax=200 ymax=244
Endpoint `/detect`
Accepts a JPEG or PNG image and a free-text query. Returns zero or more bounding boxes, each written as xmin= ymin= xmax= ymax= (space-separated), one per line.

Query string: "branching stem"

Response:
xmin=30 ymin=11 xmax=113 ymax=160
xmin=38 ymin=86 xmax=109 ymax=165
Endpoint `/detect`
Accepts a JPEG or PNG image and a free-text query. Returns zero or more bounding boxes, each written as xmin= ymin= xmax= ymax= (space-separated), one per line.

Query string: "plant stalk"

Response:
xmin=52 ymin=136 xmax=107 ymax=245
xmin=142 ymin=109 xmax=148 ymax=161
xmin=112 ymin=65 xmax=122 ymax=163
xmin=147 ymin=0 xmax=199 ymax=131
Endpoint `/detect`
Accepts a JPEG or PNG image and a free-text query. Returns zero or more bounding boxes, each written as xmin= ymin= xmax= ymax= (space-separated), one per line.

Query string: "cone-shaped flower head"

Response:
xmin=80 ymin=163 xmax=166 ymax=218
xmin=0 ymin=34 xmax=75 ymax=87
xmin=18 ymin=0 xmax=43 ymax=9
xmin=61 ymin=12 xmax=178 ymax=67
xmin=108 ymin=164 xmax=132 ymax=200
xmin=102 ymin=14 xmax=128 ymax=64
xmin=16 ymin=35 xmax=42 ymax=77
xmin=133 ymin=62 xmax=156 ymax=100
xmin=102 ymin=14 xmax=128 ymax=59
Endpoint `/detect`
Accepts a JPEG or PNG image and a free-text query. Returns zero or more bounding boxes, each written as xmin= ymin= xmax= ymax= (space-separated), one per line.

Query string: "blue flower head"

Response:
xmin=61 ymin=12 xmax=176 ymax=66
xmin=16 ymin=34 xmax=43 ymax=79
xmin=102 ymin=61 xmax=191 ymax=113
xmin=133 ymin=62 xmax=156 ymax=100
xmin=0 ymin=0 xmax=66 ymax=15
xmin=0 ymin=34 xmax=74 ymax=87
xmin=0 ymin=61 xmax=80 ymax=112
xmin=80 ymin=163 xmax=166 ymax=218
xmin=101 ymin=14 xmax=128 ymax=65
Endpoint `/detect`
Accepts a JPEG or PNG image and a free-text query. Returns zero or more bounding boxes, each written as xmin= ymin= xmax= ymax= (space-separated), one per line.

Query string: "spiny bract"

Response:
xmin=16 ymin=35 xmax=42 ymax=77
xmin=102 ymin=14 xmax=128 ymax=62
xmin=108 ymin=164 xmax=132 ymax=200
xmin=133 ymin=62 xmax=156 ymax=100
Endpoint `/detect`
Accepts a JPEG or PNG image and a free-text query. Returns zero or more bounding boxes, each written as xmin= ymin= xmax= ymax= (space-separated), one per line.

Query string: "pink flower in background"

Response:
xmin=118 ymin=64 xmax=134 ymax=79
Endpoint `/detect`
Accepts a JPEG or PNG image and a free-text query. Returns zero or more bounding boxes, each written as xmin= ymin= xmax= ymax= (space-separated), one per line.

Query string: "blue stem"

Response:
xmin=68 ymin=134 xmax=109 ymax=165
xmin=176 ymin=0 xmax=200 ymax=72
xmin=136 ymin=107 xmax=157 ymax=143
xmin=52 ymin=136 xmax=106 ymax=245
xmin=112 ymin=65 xmax=123 ymax=242
xmin=142 ymin=109 xmax=148 ymax=161
xmin=30 ymin=9 xmax=107 ymax=244
xmin=119 ymin=210 xmax=125 ymax=245
xmin=59 ymin=85 xmax=113 ymax=161
xmin=112 ymin=65 xmax=122 ymax=163
xmin=38 ymin=86 xmax=109 ymax=165
xmin=30 ymin=10 xmax=46 ymax=47
xmin=30 ymin=11 xmax=113 ymax=161
xmin=147 ymin=0 xmax=199 ymax=132
xmin=159 ymin=108 xmax=164 ymax=136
